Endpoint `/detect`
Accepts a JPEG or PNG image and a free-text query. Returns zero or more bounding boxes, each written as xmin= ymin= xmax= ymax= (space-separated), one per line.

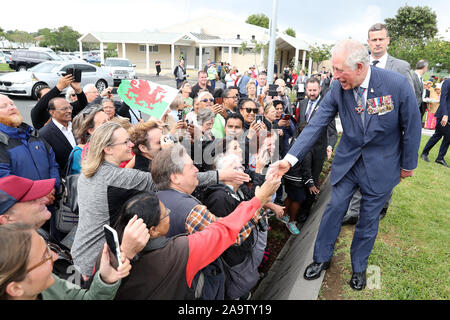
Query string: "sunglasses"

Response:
xmin=245 ymin=108 xmax=259 ymax=114
xmin=201 ymin=98 xmax=214 ymax=103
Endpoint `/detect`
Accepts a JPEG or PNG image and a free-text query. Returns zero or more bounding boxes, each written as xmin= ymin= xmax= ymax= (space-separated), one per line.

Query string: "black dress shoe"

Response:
xmin=379 ymin=208 xmax=388 ymax=220
xmin=435 ymin=159 xmax=450 ymax=168
xmin=342 ymin=214 xmax=359 ymax=225
xmin=421 ymin=153 xmax=430 ymax=162
xmin=304 ymin=261 xmax=330 ymax=280
xmin=349 ymin=271 xmax=366 ymax=291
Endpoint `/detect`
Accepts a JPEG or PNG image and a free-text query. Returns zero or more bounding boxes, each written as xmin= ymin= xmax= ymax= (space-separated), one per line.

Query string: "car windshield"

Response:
xmin=47 ymin=52 xmax=63 ymax=61
xmin=29 ymin=62 xmax=61 ymax=73
xmin=106 ymin=60 xmax=132 ymax=67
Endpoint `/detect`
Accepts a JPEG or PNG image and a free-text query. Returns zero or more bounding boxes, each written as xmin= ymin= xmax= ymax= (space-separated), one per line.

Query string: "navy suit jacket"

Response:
xmin=287 ymin=66 xmax=422 ymax=194
xmin=435 ymin=79 xmax=449 ymax=120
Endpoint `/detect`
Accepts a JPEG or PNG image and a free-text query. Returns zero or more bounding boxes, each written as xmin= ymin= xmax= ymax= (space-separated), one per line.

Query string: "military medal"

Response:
xmin=354 ymin=87 xmax=366 ymax=114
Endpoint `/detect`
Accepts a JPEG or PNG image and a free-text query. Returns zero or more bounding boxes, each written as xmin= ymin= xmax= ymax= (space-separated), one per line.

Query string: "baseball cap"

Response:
xmin=0 ymin=175 xmax=55 ymax=214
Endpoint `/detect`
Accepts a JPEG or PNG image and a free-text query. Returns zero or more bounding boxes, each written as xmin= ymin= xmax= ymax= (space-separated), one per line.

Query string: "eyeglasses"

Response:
xmin=54 ymin=106 xmax=73 ymax=112
xmin=161 ymin=208 xmax=170 ymax=221
xmin=225 ymin=95 xmax=239 ymax=99
xmin=200 ymin=98 xmax=214 ymax=103
xmin=26 ymin=243 xmax=53 ymax=273
xmin=109 ymin=139 xmax=133 ymax=147
xmin=245 ymin=108 xmax=259 ymax=114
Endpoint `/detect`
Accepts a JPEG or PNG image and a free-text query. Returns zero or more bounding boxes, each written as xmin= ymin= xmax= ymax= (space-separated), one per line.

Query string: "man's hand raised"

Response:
xmin=56 ymin=74 xmax=73 ymax=91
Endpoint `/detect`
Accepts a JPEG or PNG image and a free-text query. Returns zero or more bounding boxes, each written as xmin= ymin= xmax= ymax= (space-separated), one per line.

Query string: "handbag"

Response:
xmin=55 ymin=148 xmax=80 ymax=233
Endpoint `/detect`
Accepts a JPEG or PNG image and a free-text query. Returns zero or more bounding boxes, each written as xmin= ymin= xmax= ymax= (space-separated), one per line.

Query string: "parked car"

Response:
xmin=0 ymin=60 xmax=113 ymax=99
xmin=8 ymin=49 xmax=63 ymax=71
xmin=101 ymin=58 xmax=137 ymax=86
xmin=0 ymin=51 xmax=5 ymax=64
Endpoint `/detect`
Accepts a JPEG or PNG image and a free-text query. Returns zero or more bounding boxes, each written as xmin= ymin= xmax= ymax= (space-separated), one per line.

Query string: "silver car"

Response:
xmin=0 ymin=60 xmax=113 ymax=99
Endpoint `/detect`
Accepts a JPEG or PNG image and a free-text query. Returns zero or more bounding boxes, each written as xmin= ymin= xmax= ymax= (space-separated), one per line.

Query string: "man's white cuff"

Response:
xmin=284 ymin=154 xmax=298 ymax=167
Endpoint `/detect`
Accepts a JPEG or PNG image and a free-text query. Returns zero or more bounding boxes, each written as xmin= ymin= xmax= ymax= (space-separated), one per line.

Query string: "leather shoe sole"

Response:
xmin=349 ymin=271 xmax=366 ymax=291
xmin=342 ymin=215 xmax=359 ymax=225
xmin=435 ymin=159 xmax=450 ymax=168
xmin=304 ymin=261 xmax=331 ymax=280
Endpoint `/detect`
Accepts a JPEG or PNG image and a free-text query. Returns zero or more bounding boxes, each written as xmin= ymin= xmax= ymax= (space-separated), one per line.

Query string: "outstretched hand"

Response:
xmin=267 ymin=160 xmax=291 ymax=178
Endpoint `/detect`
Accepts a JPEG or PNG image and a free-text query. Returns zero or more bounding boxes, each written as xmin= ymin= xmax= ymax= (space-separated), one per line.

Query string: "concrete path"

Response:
xmin=253 ymin=175 xmax=332 ymax=300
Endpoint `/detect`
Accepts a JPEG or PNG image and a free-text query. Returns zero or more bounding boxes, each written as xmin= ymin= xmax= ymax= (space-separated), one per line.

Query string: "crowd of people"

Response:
xmin=0 ymin=22 xmax=447 ymax=300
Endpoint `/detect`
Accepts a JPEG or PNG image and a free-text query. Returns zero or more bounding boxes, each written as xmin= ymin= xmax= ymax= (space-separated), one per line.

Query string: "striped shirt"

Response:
xmin=185 ymin=204 xmax=262 ymax=245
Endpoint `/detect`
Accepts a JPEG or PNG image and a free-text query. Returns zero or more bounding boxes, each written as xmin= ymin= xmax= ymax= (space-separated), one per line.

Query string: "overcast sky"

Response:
xmin=2 ymin=0 xmax=449 ymax=44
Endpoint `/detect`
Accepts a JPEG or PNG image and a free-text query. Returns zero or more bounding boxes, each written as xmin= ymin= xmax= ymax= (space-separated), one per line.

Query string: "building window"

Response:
xmin=139 ymin=45 xmax=159 ymax=53
xmin=224 ymin=47 xmax=229 ymax=53
xmin=233 ymin=47 xmax=239 ymax=54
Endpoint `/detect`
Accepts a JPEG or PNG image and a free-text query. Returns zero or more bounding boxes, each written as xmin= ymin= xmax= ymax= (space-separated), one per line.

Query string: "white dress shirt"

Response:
xmin=52 ymin=118 xmax=76 ymax=148
xmin=369 ymin=53 xmax=388 ymax=69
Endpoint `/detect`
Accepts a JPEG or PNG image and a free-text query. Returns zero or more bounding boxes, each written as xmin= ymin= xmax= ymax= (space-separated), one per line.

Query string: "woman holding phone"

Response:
xmin=0 ymin=223 xmax=130 ymax=300
xmin=111 ymin=175 xmax=280 ymax=300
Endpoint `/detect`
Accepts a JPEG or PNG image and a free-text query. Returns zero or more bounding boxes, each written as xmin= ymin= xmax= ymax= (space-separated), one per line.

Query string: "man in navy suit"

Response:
xmin=269 ymin=39 xmax=421 ymax=290
xmin=421 ymin=78 xmax=449 ymax=167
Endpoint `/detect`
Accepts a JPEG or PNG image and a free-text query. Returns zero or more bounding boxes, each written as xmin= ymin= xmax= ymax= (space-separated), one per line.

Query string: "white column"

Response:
xmin=294 ymin=48 xmax=299 ymax=70
xmin=171 ymin=43 xmax=175 ymax=73
xmin=308 ymin=57 xmax=313 ymax=76
xmin=146 ymin=44 xmax=150 ymax=75
xmin=78 ymin=41 xmax=83 ymax=59
xmin=228 ymin=45 xmax=232 ymax=65
xmin=199 ymin=45 xmax=203 ymax=71
xmin=122 ymin=43 xmax=126 ymax=58
xmin=302 ymin=50 xmax=306 ymax=70
xmin=99 ymin=42 xmax=104 ymax=65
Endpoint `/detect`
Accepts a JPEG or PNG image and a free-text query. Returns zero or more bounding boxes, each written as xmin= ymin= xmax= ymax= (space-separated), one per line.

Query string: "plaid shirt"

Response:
xmin=185 ymin=203 xmax=263 ymax=245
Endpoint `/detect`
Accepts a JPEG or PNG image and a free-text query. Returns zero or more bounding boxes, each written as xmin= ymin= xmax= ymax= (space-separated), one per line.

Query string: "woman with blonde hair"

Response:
xmin=246 ymin=80 xmax=257 ymax=101
xmin=71 ymin=122 xmax=156 ymax=277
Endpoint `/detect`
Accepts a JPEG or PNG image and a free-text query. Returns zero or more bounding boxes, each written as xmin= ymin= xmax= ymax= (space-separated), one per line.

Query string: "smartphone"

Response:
xmin=282 ymin=114 xmax=290 ymax=121
xmin=63 ymin=67 xmax=74 ymax=77
xmin=215 ymin=97 xmax=223 ymax=105
xmin=177 ymin=110 xmax=184 ymax=121
xmin=268 ymin=84 xmax=279 ymax=97
xmin=256 ymin=115 xmax=264 ymax=123
xmin=103 ymin=225 xmax=122 ymax=270
xmin=73 ymin=68 xmax=82 ymax=82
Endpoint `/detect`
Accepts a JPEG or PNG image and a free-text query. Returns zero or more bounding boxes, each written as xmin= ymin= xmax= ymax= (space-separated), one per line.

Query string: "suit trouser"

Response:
xmin=422 ymin=122 xmax=450 ymax=161
xmin=313 ymin=157 xmax=393 ymax=273
xmin=344 ymin=189 xmax=392 ymax=219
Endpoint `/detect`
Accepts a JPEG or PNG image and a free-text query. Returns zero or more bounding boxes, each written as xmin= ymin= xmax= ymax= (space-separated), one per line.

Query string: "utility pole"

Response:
xmin=267 ymin=0 xmax=278 ymax=83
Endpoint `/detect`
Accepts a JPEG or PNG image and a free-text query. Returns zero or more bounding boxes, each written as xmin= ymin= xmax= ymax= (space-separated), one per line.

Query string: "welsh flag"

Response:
xmin=117 ymin=79 xmax=179 ymax=119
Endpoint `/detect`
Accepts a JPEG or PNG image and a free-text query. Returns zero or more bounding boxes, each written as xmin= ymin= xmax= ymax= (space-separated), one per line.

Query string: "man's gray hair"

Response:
xmin=197 ymin=108 xmax=215 ymax=125
xmin=332 ymin=39 xmax=369 ymax=70
xmin=415 ymin=59 xmax=429 ymax=70
xmin=83 ymin=83 xmax=97 ymax=93
xmin=151 ymin=144 xmax=189 ymax=190
xmin=368 ymin=23 xmax=389 ymax=38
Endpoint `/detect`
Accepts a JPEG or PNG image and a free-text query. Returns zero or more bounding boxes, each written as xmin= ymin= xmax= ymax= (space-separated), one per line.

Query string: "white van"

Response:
xmin=102 ymin=58 xmax=136 ymax=86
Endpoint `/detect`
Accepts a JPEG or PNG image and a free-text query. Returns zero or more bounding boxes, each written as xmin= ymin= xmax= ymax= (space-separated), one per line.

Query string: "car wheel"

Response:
xmin=95 ymin=79 xmax=107 ymax=92
xmin=18 ymin=65 xmax=27 ymax=72
xmin=32 ymin=82 xmax=48 ymax=100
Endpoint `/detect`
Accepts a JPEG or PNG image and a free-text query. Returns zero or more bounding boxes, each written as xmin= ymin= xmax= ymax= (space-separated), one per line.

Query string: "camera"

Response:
xmin=163 ymin=134 xmax=178 ymax=143
xmin=64 ymin=68 xmax=82 ymax=82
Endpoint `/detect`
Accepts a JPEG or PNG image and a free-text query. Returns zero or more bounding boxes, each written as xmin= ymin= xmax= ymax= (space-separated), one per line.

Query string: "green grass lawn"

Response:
xmin=0 ymin=63 xmax=12 ymax=72
xmin=320 ymin=134 xmax=449 ymax=300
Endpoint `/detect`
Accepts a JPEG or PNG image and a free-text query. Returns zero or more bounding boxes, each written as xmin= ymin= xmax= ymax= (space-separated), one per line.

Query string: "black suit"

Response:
xmin=39 ymin=120 xmax=75 ymax=175
xmin=411 ymin=72 xmax=425 ymax=120
xmin=296 ymin=96 xmax=338 ymax=220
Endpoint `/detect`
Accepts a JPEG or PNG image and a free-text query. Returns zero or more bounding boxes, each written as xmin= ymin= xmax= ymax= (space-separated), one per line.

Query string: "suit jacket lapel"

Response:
xmin=49 ymin=121 xmax=74 ymax=151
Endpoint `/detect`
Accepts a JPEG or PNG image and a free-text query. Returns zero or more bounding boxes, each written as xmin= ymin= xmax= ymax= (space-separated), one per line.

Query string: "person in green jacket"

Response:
xmin=0 ymin=223 xmax=131 ymax=300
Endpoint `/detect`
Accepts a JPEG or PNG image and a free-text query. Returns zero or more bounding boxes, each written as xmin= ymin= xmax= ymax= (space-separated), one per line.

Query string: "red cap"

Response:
xmin=0 ymin=175 xmax=55 ymax=214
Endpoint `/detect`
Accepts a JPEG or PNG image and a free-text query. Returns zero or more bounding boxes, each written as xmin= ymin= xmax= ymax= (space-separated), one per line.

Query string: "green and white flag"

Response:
xmin=117 ymin=79 xmax=178 ymax=119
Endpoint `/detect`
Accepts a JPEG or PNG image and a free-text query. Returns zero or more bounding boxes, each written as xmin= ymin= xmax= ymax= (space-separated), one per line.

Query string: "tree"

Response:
xmin=6 ymin=30 xmax=34 ymax=47
xmin=308 ymin=43 xmax=333 ymax=64
xmin=239 ymin=40 xmax=268 ymax=72
xmin=39 ymin=26 xmax=81 ymax=51
xmin=246 ymin=13 xmax=270 ymax=29
xmin=284 ymin=28 xmax=296 ymax=38
xmin=385 ymin=5 xmax=438 ymax=43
